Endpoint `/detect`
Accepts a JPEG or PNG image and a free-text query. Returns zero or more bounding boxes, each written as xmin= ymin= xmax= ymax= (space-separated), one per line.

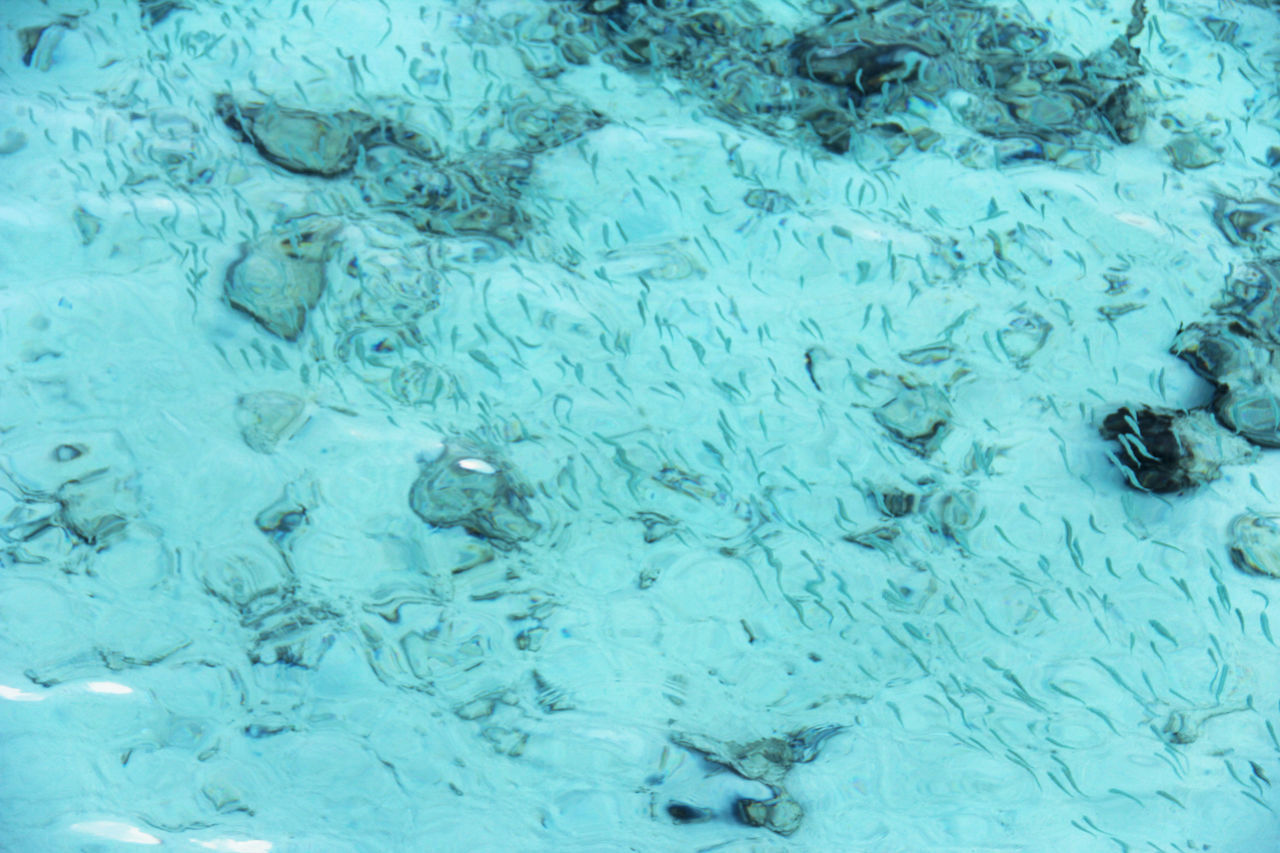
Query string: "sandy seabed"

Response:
xmin=2 ymin=0 xmax=1280 ymax=850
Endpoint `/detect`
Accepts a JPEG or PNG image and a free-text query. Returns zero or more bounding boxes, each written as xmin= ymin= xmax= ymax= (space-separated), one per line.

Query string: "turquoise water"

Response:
xmin=2 ymin=0 xmax=1280 ymax=850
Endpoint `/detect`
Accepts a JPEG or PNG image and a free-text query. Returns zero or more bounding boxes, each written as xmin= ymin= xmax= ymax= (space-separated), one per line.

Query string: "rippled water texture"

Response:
xmin=2 ymin=0 xmax=1280 ymax=850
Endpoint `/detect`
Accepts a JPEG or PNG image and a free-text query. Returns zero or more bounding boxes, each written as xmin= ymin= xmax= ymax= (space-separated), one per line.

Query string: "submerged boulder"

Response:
xmin=409 ymin=445 xmax=540 ymax=549
xmin=1098 ymin=80 xmax=1146 ymax=144
xmin=216 ymin=95 xmax=381 ymax=176
xmin=1213 ymin=259 xmax=1280 ymax=345
xmin=1171 ymin=319 xmax=1280 ymax=448
xmin=1171 ymin=322 xmax=1263 ymax=384
xmin=872 ymin=378 xmax=953 ymax=457
xmin=224 ymin=219 xmax=340 ymax=341
xmin=1216 ymin=378 xmax=1280 ymax=448
xmin=670 ymin=725 xmax=843 ymax=838
xmin=735 ymin=793 xmax=804 ymax=836
xmin=1228 ymin=512 xmax=1280 ymax=579
xmin=1100 ymin=406 xmax=1255 ymax=493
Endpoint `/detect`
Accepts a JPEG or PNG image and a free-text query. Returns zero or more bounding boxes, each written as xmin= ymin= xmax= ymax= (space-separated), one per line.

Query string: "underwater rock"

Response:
xmin=254 ymin=481 xmax=315 ymax=546
xmin=1166 ymin=132 xmax=1220 ymax=170
xmin=224 ymin=219 xmax=339 ymax=341
xmin=409 ymin=445 xmax=540 ymax=549
xmin=73 ymin=206 xmax=102 ymax=245
xmin=387 ymin=362 xmax=449 ymax=407
xmin=55 ymin=470 xmax=138 ymax=547
xmin=1098 ymin=81 xmax=1145 ymax=144
xmin=1215 ymin=378 xmax=1280 ymax=448
xmin=1171 ymin=322 xmax=1262 ymax=384
xmin=541 ymin=0 xmax=1146 ymax=162
xmin=997 ymin=310 xmax=1053 ymax=366
xmin=743 ymin=188 xmax=794 ymax=214
xmin=870 ymin=487 xmax=918 ymax=518
xmin=1170 ymin=321 xmax=1280 ymax=447
xmin=926 ymin=489 xmax=983 ymax=542
xmin=140 ymin=0 xmax=188 ymax=27
xmin=247 ymin=598 xmax=337 ymax=667
xmin=1228 ymin=512 xmax=1280 ymax=579
xmin=1213 ymin=259 xmax=1280 ymax=346
xmin=334 ymin=219 xmax=441 ymax=328
xmin=1161 ymin=710 xmax=1199 ymax=744
xmin=0 ymin=129 xmax=26 ymax=155
xmin=197 ymin=543 xmax=295 ymax=614
xmin=734 ymin=793 xmax=804 ymax=836
xmin=131 ymin=110 xmax=214 ymax=186
xmin=354 ymin=145 xmax=531 ymax=243
xmin=671 ymin=726 xmax=841 ymax=838
xmin=1212 ymin=197 xmax=1280 ymax=249
xmin=872 ymin=379 xmax=953 ymax=457
xmin=803 ymin=108 xmax=856 ymax=154
xmin=843 ymin=523 xmax=903 ymax=554
xmin=0 ymin=436 xmax=135 ymax=553
xmin=503 ymin=100 xmax=607 ymax=152
xmin=216 ymin=95 xmax=381 ymax=176
xmin=793 ymin=40 xmax=933 ymax=97
xmin=672 ymin=725 xmax=844 ymax=789
xmin=235 ymin=392 xmax=309 ymax=454
xmin=19 ymin=17 xmax=76 ymax=71
xmin=1099 ymin=406 xmax=1255 ymax=493
xmin=634 ymin=510 xmax=678 ymax=544
xmin=666 ymin=803 xmax=713 ymax=825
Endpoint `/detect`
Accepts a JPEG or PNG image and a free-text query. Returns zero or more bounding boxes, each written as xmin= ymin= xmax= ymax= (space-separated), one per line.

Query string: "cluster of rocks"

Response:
xmin=667 ymin=725 xmax=844 ymax=836
xmin=1101 ymin=258 xmax=1280 ymax=578
xmin=217 ymin=93 xmax=603 ymax=242
xmin=1 ymin=432 xmax=142 ymax=560
xmin=408 ymin=443 xmax=542 ymax=551
xmin=1101 ymin=260 xmax=1280 ymax=489
xmin=216 ymin=92 xmax=605 ymax=347
xmin=531 ymin=0 xmax=1148 ymax=164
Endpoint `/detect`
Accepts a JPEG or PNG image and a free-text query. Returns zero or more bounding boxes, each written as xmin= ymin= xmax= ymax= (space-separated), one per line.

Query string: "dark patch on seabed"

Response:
xmin=544 ymin=0 xmax=1148 ymax=164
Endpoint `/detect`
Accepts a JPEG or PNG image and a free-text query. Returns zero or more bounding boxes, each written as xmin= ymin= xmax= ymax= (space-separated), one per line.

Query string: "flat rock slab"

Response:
xmin=224 ymin=219 xmax=339 ymax=341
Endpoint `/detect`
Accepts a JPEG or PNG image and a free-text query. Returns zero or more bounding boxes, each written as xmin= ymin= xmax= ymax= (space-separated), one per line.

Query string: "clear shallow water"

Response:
xmin=1 ymin=0 xmax=1280 ymax=850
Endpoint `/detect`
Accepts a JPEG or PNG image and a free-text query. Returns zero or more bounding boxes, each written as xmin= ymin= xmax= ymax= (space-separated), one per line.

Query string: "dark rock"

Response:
xmin=872 ymin=380 xmax=953 ymax=457
xmin=1212 ymin=197 xmax=1280 ymax=248
xmin=874 ymin=488 xmax=917 ymax=518
xmin=140 ymin=0 xmax=188 ymax=27
xmin=666 ymin=802 xmax=713 ymax=824
xmin=1228 ymin=512 xmax=1280 ymax=578
xmin=1171 ymin=322 xmax=1259 ymax=383
xmin=19 ymin=17 xmax=76 ymax=70
xmin=1099 ymin=406 xmax=1253 ymax=492
xmin=504 ymin=101 xmax=607 ymax=153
